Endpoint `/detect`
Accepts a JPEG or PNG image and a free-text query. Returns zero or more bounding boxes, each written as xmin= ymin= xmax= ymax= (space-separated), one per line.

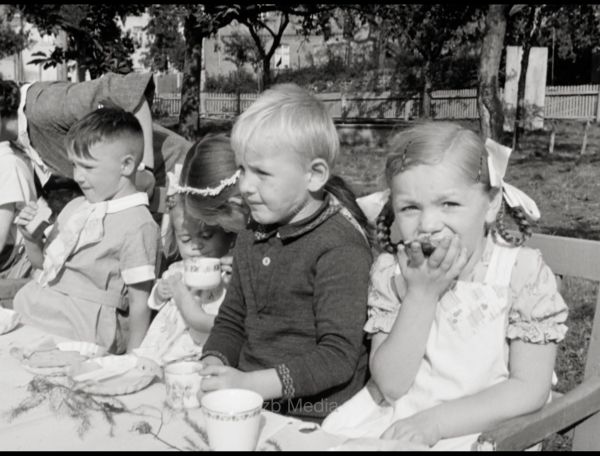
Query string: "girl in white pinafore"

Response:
xmin=322 ymin=123 xmax=569 ymax=450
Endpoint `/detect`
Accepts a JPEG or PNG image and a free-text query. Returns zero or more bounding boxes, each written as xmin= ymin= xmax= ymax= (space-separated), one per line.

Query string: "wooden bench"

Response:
xmin=476 ymin=232 xmax=600 ymax=450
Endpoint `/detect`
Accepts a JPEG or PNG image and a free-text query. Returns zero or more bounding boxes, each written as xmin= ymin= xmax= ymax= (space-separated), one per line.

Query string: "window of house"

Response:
xmin=273 ymin=44 xmax=290 ymax=69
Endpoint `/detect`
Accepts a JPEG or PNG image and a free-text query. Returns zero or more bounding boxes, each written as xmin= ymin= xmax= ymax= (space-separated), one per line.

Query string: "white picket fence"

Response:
xmin=154 ymin=85 xmax=600 ymax=121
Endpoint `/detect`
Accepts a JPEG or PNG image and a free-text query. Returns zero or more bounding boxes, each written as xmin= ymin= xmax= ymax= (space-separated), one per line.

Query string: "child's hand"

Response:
xmin=155 ymin=278 xmax=174 ymax=302
xmin=398 ymin=234 xmax=468 ymax=299
xmin=380 ymin=411 xmax=441 ymax=447
xmin=165 ymin=273 xmax=193 ymax=306
xmin=199 ymin=365 xmax=250 ymax=393
xmin=14 ymin=202 xmax=42 ymax=241
xmin=220 ymin=255 xmax=233 ymax=285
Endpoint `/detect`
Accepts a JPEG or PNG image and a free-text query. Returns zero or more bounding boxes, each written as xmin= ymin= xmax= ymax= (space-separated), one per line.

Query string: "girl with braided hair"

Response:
xmin=322 ymin=121 xmax=569 ymax=450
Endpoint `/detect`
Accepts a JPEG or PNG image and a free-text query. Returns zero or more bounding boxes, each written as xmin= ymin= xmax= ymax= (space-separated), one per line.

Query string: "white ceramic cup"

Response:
xmin=183 ymin=257 xmax=222 ymax=290
xmin=164 ymin=361 xmax=204 ymax=409
xmin=201 ymin=388 xmax=264 ymax=451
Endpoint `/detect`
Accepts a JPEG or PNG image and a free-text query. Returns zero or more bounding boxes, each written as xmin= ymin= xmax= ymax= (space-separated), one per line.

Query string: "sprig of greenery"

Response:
xmin=5 ymin=375 xmax=219 ymax=450
xmin=7 ymin=376 xmax=129 ymax=437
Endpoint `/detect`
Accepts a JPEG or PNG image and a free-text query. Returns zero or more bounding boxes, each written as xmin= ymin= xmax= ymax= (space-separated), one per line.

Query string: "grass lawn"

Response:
xmin=335 ymin=118 xmax=600 ymax=451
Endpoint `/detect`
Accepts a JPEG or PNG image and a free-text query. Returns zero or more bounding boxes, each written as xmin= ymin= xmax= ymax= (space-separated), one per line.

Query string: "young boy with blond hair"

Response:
xmin=199 ymin=83 xmax=373 ymax=423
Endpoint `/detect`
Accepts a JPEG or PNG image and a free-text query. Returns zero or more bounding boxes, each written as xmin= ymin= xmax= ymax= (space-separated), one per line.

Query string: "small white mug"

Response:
xmin=164 ymin=361 xmax=204 ymax=409
xmin=183 ymin=257 xmax=221 ymax=290
xmin=201 ymin=388 xmax=264 ymax=451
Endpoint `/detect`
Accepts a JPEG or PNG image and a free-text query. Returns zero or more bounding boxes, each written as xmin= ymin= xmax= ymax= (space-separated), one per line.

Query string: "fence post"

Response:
xmin=404 ymin=99 xmax=412 ymax=121
xmin=581 ymin=120 xmax=590 ymax=156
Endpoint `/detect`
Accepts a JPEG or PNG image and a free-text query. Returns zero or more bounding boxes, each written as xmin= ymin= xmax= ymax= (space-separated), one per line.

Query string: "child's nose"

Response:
xmin=418 ymin=209 xmax=443 ymax=233
xmin=72 ymin=167 xmax=84 ymax=184
xmin=238 ymin=173 xmax=254 ymax=196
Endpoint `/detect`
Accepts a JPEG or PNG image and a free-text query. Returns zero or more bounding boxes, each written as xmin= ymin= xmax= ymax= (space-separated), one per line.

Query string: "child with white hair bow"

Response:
xmin=323 ymin=122 xmax=569 ymax=450
xmin=135 ymin=135 xmax=238 ymax=365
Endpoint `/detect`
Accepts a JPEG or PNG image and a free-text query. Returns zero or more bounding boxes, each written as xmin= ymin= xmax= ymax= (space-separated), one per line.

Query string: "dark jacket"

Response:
xmin=202 ymin=196 xmax=373 ymax=421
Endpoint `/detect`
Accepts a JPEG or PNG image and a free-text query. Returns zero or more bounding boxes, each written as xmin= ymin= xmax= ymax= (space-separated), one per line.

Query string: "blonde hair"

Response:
xmin=376 ymin=121 xmax=532 ymax=253
xmin=231 ymin=83 xmax=339 ymax=166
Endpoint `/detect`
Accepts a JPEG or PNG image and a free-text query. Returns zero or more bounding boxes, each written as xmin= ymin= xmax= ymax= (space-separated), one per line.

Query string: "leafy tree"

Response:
xmin=221 ymin=29 xmax=262 ymax=111
xmin=0 ymin=6 xmax=30 ymax=61
xmin=310 ymin=5 xmax=484 ymax=115
xmin=381 ymin=4 xmax=485 ymax=117
xmin=221 ymin=29 xmax=262 ymax=77
xmin=141 ymin=4 xmax=185 ymax=73
xmin=17 ymin=4 xmax=145 ymax=80
xmin=504 ymin=4 xmax=600 ymax=151
xmin=161 ymin=5 xmax=238 ymax=140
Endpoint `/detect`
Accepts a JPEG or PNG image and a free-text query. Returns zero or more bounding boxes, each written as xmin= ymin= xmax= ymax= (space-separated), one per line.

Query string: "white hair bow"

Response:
xmin=485 ymin=138 xmax=541 ymax=221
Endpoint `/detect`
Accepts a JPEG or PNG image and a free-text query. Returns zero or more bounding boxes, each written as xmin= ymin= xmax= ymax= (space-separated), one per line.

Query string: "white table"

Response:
xmin=0 ymin=324 xmax=424 ymax=451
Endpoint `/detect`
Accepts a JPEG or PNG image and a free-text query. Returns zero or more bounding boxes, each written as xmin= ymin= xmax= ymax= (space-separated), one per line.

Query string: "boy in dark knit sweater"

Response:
xmin=199 ymin=83 xmax=373 ymax=422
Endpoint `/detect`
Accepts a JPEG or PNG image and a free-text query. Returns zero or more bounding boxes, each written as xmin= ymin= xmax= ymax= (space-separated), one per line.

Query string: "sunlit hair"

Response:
xmin=231 ymin=83 xmax=339 ymax=167
xmin=180 ymin=133 xmax=246 ymax=232
xmin=376 ymin=121 xmax=532 ymax=253
xmin=65 ymin=107 xmax=143 ymax=165
xmin=231 ymin=83 xmax=375 ymax=245
xmin=0 ymin=79 xmax=20 ymax=118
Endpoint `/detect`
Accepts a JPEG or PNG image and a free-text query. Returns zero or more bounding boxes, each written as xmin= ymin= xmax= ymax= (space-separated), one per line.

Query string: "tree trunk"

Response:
xmin=421 ymin=63 xmax=432 ymax=118
xmin=261 ymin=58 xmax=272 ymax=91
xmin=512 ymin=6 xmax=542 ymax=152
xmin=56 ymin=29 xmax=69 ymax=81
xmin=477 ymin=4 xmax=508 ymax=142
xmin=179 ymin=13 xmax=203 ymax=141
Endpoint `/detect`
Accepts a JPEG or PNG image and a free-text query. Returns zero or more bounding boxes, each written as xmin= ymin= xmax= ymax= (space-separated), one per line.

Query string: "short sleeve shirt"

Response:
xmin=0 ymin=142 xmax=36 ymax=246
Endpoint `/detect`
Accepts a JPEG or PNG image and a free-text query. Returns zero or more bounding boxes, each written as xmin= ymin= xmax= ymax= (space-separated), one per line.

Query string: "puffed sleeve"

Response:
xmin=506 ymin=247 xmax=569 ymax=344
xmin=364 ymin=252 xmax=403 ymax=334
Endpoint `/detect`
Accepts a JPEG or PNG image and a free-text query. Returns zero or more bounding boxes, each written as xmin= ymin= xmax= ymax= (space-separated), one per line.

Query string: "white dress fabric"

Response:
xmin=135 ymin=260 xmax=226 ymax=365
xmin=322 ymin=241 xmax=524 ymax=450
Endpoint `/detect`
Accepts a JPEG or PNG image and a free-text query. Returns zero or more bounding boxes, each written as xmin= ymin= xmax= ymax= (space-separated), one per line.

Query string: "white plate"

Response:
xmin=13 ymin=339 xmax=106 ymax=376
xmin=69 ymin=355 xmax=161 ymax=396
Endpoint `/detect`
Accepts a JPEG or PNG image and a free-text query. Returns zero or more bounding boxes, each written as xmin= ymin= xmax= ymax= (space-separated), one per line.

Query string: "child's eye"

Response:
xmin=399 ymin=205 xmax=418 ymax=212
xmin=199 ymin=232 xmax=214 ymax=240
xmin=442 ymin=201 xmax=460 ymax=208
xmin=179 ymin=236 xmax=191 ymax=243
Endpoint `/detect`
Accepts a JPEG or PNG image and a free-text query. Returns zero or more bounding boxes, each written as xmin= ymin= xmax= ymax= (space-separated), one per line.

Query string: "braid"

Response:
xmin=375 ymin=198 xmax=397 ymax=254
xmin=493 ymin=199 xmax=533 ymax=246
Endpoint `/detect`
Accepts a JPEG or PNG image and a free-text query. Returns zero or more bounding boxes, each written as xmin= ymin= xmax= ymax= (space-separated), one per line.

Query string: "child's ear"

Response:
xmin=485 ymin=188 xmax=503 ymax=224
xmin=120 ymin=154 xmax=136 ymax=177
xmin=307 ymin=158 xmax=330 ymax=192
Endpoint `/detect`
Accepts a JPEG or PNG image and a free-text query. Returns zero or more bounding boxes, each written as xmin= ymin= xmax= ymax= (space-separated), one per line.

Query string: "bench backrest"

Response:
xmin=526 ymin=232 xmax=600 ymax=450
